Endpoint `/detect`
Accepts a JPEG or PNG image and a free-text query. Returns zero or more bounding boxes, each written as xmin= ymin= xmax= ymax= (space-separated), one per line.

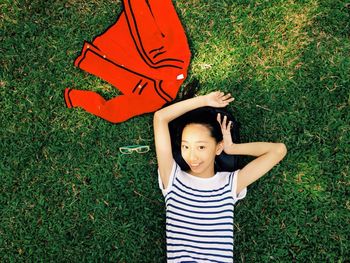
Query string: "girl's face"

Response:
xmin=181 ymin=123 xmax=223 ymax=178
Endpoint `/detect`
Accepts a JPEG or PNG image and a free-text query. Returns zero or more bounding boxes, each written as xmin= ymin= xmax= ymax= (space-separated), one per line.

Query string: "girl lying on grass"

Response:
xmin=153 ymin=91 xmax=287 ymax=262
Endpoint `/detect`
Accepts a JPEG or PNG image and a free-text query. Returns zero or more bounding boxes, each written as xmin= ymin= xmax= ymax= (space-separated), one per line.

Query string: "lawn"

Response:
xmin=1 ymin=0 xmax=349 ymax=262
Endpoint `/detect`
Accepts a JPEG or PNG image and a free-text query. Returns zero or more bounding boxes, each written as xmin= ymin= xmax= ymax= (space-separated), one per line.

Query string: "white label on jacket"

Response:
xmin=176 ymin=74 xmax=184 ymax=80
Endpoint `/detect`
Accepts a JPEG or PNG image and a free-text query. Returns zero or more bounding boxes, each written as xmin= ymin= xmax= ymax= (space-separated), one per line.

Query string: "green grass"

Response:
xmin=1 ymin=0 xmax=349 ymax=261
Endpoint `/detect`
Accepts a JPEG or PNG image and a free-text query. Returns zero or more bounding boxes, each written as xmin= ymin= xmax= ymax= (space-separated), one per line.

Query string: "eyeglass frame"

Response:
xmin=119 ymin=145 xmax=150 ymax=154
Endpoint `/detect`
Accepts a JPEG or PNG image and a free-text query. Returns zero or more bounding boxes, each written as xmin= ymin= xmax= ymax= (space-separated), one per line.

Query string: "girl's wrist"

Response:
xmin=224 ymin=143 xmax=238 ymax=155
xmin=194 ymin=94 xmax=208 ymax=107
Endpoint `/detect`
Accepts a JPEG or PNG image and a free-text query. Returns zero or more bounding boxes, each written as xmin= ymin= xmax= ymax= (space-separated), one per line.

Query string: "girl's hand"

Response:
xmin=217 ymin=113 xmax=235 ymax=153
xmin=204 ymin=91 xmax=234 ymax=108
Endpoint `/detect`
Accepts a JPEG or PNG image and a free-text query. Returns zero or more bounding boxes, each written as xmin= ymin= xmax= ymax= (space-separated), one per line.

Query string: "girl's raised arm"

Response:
xmin=218 ymin=114 xmax=287 ymax=193
xmin=154 ymin=92 xmax=233 ymax=189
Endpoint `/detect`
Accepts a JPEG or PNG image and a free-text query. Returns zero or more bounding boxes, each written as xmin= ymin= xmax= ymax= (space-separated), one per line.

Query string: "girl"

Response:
xmin=153 ymin=91 xmax=287 ymax=262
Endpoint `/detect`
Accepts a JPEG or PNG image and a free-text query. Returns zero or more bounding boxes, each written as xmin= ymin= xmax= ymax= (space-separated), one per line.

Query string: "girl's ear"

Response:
xmin=216 ymin=141 xmax=224 ymax=155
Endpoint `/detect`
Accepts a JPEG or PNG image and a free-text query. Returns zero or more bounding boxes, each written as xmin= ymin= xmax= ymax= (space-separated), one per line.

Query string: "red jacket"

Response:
xmin=64 ymin=0 xmax=191 ymax=123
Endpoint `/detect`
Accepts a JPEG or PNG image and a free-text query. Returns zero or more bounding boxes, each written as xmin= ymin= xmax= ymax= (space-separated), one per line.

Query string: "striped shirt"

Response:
xmin=158 ymin=161 xmax=247 ymax=263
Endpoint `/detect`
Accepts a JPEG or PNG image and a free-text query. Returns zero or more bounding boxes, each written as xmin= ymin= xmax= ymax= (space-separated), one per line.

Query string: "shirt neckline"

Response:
xmin=182 ymin=170 xmax=220 ymax=181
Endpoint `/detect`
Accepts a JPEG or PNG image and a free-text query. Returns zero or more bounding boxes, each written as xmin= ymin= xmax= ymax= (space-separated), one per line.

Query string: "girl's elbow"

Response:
xmin=275 ymin=143 xmax=287 ymax=159
xmin=153 ymin=110 xmax=164 ymax=123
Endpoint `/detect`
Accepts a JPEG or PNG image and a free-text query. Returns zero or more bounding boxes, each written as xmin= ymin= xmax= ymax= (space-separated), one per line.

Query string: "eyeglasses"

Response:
xmin=119 ymin=145 xmax=150 ymax=154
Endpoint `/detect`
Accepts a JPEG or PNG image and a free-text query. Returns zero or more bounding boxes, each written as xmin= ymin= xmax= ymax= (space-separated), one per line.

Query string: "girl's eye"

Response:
xmin=199 ymin=146 xmax=206 ymax=150
xmin=182 ymin=145 xmax=189 ymax=149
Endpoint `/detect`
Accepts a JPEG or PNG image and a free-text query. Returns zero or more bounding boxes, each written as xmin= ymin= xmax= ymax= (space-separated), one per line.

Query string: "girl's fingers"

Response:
xmin=217 ymin=110 xmax=233 ymax=133
xmin=216 ymin=91 xmax=224 ymax=98
xmin=217 ymin=113 xmax=227 ymax=131
xmin=217 ymin=113 xmax=221 ymax=124
xmin=222 ymin=98 xmax=234 ymax=105
xmin=225 ymin=97 xmax=235 ymax=103
xmin=213 ymin=91 xmax=235 ymax=106
xmin=223 ymin=93 xmax=231 ymax=100
xmin=220 ymin=95 xmax=234 ymax=105
xmin=223 ymin=115 xmax=227 ymax=128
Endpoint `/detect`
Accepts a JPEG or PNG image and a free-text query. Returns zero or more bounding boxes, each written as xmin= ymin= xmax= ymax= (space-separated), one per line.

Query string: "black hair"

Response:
xmin=169 ymin=106 xmax=242 ymax=172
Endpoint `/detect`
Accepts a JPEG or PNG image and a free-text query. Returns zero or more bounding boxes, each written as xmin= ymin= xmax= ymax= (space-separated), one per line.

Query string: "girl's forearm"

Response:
xmin=154 ymin=96 xmax=206 ymax=123
xmin=225 ymin=142 xmax=287 ymax=157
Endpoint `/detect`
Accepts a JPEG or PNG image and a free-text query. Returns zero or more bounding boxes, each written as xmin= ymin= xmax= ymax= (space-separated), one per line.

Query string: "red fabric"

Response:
xmin=66 ymin=0 xmax=191 ymax=123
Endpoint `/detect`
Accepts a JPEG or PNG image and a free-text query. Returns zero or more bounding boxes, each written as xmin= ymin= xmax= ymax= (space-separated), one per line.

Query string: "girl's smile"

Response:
xmin=181 ymin=123 xmax=223 ymax=178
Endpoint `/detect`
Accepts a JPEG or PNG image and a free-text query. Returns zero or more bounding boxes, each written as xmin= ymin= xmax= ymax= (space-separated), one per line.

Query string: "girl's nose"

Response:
xmin=189 ymin=149 xmax=198 ymax=162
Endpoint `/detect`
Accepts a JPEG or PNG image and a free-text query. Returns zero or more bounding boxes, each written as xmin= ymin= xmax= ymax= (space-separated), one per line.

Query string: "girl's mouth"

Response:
xmin=190 ymin=163 xmax=201 ymax=169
